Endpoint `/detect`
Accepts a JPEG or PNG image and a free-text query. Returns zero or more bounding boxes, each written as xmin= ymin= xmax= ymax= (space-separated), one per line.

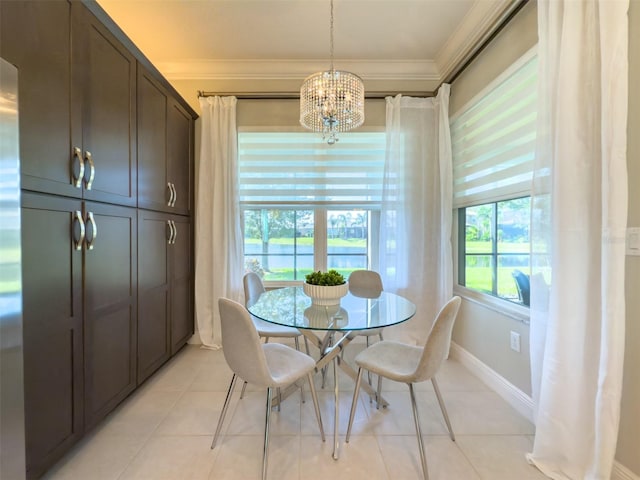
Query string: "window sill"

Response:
xmin=453 ymin=285 xmax=530 ymax=325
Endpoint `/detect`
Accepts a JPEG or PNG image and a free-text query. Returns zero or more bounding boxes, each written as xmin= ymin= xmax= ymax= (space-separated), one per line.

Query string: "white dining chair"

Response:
xmin=212 ymin=298 xmax=325 ymax=480
xmin=340 ymin=270 xmax=384 ymax=390
xmin=241 ymin=272 xmax=310 ymax=401
xmin=345 ymin=296 xmax=462 ymax=480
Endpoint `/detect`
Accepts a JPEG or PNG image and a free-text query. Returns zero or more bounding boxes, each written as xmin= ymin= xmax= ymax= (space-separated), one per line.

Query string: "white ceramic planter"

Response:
xmin=303 ymin=282 xmax=349 ymax=306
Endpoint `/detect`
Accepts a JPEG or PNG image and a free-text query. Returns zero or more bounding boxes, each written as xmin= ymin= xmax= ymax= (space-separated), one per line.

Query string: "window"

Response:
xmin=458 ymin=197 xmax=531 ymax=304
xmin=450 ymin=49 xmax=537 ymax=306
xmin=238 ymin=131 xmax=385 ymax=283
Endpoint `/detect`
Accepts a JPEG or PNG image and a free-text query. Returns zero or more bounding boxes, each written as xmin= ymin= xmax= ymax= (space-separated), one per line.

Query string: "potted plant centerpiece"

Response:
xmin=303 ymin=269 xmax=349 ymax=306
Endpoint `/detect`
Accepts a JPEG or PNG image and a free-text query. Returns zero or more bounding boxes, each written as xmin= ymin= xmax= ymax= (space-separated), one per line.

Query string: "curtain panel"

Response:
xmin=528 ymin=1 xmax=629 ymax=478
xmin=380 ymin=85 xmax=453 ymax=344
xmin=194 ymin=96 xmax=244 ymax=348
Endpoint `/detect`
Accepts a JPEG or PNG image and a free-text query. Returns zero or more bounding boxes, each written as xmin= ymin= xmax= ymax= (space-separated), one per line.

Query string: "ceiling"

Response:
xmin=97 ymin=0 xmax=513 ymax=94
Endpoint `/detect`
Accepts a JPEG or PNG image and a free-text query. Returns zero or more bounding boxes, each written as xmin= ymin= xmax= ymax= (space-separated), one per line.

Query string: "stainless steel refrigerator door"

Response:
xmin=0 ymin=57 xmax=26 ymax=480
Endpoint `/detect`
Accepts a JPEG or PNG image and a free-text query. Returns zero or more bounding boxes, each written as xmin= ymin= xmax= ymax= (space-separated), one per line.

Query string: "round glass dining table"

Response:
xmin=248 ymin=286 xmax=416 ymax=460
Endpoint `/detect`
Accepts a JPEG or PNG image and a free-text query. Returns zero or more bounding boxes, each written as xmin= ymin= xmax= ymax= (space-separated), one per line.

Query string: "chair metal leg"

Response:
xmin=431 ymin=377 xmax=455 ymax=441
xmin=307 ymin=373 xmax=325 ymax=442
xmin=211 ymin=374 xmax=238 ymax=449
xmin=376 ymin=374 xmax=383 ymax=410
xmin=346 ymin=367 xmax=364 ymax=443
xmin=294 ymin=336 xmax=300 ymax=351
xmin=240 ymin=381 xmax=248 ymax=399
xmin=304 ymin=336 xmax=310 ymax=356
xmin=277 ymin=387 xmax=282 ymax=412
xmin=262 ymin=387 xmax=272 ymax=480
xmin=408 ymin=383 xmax=429 ymax=480
xmin=332 ymin=356 xmax=340 ymax=460
xmin=366 ymin=337 xmax=373 ymax=387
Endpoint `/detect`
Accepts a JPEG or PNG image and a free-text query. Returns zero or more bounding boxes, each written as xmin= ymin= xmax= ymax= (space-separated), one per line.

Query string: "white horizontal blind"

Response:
xmin=451 ymin=53 xmax=537 ymax=207
xmin=238 ymin=131 xmax=385 ymax=209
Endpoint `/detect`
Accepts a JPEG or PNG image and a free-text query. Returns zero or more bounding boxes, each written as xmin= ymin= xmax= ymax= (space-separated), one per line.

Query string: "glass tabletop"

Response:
xmin=247 ymin=287 xmax=416 ymax=331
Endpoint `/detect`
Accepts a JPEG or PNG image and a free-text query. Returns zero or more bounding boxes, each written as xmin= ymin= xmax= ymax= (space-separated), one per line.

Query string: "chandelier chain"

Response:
xmin=330 ymin=0 xmax=334 ymax=71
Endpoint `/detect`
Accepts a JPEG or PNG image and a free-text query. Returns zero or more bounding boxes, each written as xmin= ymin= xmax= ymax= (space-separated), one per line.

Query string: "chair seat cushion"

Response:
xmin=253 ymin=317 xmax=301 ymax=337
xmin=263 ymin=343 xmax=316 ymax=388
xmin=354 ymin=340 xmax=422 ymax=383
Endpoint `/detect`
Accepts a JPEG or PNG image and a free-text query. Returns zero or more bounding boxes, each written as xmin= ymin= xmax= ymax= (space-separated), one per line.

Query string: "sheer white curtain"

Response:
xmin=528 ymin=1 xmax=629 ymax=478
xmin=194 ymin=96 xmax=243 ymax=349
xmin=379 ymin=85 xmax=453 ymax=344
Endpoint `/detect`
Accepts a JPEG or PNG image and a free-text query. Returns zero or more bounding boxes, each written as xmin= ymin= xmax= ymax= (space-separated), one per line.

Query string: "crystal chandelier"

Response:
xmin=300 ymin=0 xmax=365 ymax=144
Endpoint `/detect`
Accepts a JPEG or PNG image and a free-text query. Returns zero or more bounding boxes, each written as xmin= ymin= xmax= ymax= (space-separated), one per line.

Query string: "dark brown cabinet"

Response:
xmin=83 ymin=203 xmax=138 ymax=429
xmin=71 ymin=5 xmax=137 ymax=207
xmin=3 ymin=1 xmax=196 ymax=477
xmin=138 ymin=67 xmax=193 ymax=215
xmin=1 ymin=1 xmax=137 ymax=206
xmin=20 ymin=195 xmax=137 ymax=477
xmin=137 ymin=211 xmax=192 ymax=383
xmin=0 ymin=1 xmax=75 ymax=198
xmin=20 ymin=193 xmax=84 ymax=480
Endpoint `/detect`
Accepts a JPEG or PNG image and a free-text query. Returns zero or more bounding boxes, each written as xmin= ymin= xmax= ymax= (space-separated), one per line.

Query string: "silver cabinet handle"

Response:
xmin=84 ymin=151 xmax=95 ymax=190
xmin=73 ymin=210 xmax=85 ymax=251
xmin=72 ymin=147 xmax=85 ymax=188
xmin=167 ymin=182 xmax=174 ymax=207
xmin=171 ymin=220 xmax=177 ymax=244
xmin=170 ymin=183 xmax=177 ymax=207
xmin=85 ymin=211 xmax=97 ymax=250
xmin=166 ymin=220 xmax=173 ymax=244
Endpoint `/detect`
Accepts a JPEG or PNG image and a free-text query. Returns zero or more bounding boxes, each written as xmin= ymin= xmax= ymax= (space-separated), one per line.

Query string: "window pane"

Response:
xmin=497 ymin=197 xmax=530 ymax=254
xmin=243 ymin=209 xmax=314 ymax=282
xmin=464 ymin=255 xmax=493 ymax=294
xmin=327 ymin=209 xmax=369 ymax=278
xmin=465 ymin=204 xmax=494 ymax=254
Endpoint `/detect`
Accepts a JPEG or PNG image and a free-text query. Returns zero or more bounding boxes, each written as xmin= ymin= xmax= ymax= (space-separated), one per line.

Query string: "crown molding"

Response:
xmin=435 ymin=0 xmax=515 ymax=80
xmin=158 ymin=58 xmax=441 ymax=83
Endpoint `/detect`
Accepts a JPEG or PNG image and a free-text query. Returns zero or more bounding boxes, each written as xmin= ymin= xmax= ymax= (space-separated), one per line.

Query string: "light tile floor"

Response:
xmin=44 ymin=341 xmax=548 ymax=480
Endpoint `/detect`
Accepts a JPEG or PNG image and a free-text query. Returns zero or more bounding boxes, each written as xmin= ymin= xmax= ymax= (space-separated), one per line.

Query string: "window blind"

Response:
xmin=238 ymin=131 xmax=385 ymax=209
xmin=450 ymin=53 xmax=537 ymax=208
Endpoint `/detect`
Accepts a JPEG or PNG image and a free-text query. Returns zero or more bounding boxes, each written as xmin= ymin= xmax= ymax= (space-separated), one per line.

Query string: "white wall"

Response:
xmin=450 ymin=1 xmax=639 ymax=475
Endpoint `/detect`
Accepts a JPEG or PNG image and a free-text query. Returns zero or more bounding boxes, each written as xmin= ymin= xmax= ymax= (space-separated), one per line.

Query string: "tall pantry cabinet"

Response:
xmin=0 ymin=1 xmax=197 ymax=478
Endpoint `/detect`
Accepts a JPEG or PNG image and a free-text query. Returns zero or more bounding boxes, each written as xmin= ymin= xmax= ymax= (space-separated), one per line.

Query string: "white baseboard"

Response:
xmin=449 ymin=341 xmax=534 ymax=423
xmin=612 ymin=462 xmax=640 ymax=480
xmin=448 ymin=342 xmax=639 ymax=480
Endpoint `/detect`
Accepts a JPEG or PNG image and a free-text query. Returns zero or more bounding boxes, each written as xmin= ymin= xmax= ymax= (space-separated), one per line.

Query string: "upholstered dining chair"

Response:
xmin=347 ymin=270 xmax=385 ymax=345
xmin=242 ymin=272 xmax=310 ymax=401
xmin=345 ymin=296 xmax=462 ymax=480
xmin=212 ymin=298 xmax=325 ymax=480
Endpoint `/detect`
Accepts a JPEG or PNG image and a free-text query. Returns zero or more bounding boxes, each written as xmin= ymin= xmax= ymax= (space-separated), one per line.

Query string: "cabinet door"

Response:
xmin=137 ymin=210 xmax=171 ymax=383
xmin=167 ymin=99 xmax=193 ymax=216
xmin=137 ymin=69 xmax=169 ymax=213
xmin=0 ymin=1 xmax=79 ymax=198
xmin=83 ymin=202 xmax=137 ymax=429
xmin=72 ymin=3 xmax=137 ymax=207
xmin=170 ymin=215 xmax=193 ymax=354
xmin=20 ymin=193 xmax=84 ymax=479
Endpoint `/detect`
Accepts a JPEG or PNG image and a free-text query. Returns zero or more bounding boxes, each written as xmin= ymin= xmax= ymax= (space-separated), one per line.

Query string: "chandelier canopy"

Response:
xmin=299 ymin=0 xmax=365 ymax=144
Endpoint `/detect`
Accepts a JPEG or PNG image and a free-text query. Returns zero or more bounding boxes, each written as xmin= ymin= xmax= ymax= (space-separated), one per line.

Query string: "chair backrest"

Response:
xmin=218 ymin=297 xmax=273 ymax=387
xmin=414 ymin=296 xmax=462 ymax=382
xmin=348 ymin=270 xmax=383 ymax=298
xmin=511 ymin=269 xmax=530 ymax=306
xmin=244 ymin=272 xmax=266 ymax=308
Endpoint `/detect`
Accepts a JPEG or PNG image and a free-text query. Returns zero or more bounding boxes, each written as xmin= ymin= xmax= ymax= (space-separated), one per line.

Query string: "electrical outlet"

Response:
xmin=510 ymin=331 xmax=521 ymax=353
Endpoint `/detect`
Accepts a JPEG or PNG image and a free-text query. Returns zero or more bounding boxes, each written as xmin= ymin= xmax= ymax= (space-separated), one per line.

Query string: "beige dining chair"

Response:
xmin=345 ymin=296 xmax=462 ymax=480
xmin=212 ymin=298 xmax=325 ymax=480
xmin=341 ymin=270 xmax=384 ymax=390
xmin=241 ymin=272 xmax=310 ymax=401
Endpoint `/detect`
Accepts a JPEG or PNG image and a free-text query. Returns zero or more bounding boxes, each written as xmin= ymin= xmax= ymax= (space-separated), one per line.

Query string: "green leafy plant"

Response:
xmin=305 ymin=269 xmax=346 ymax=286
